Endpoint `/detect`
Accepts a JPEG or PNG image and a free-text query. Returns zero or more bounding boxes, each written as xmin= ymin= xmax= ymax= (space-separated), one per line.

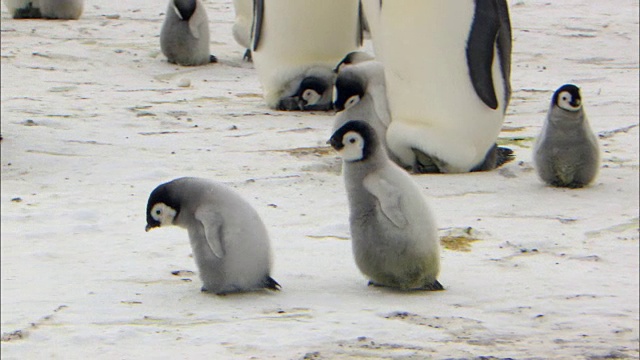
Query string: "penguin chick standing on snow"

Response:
xmin=39 ymin=0 xmax=83 ymax=19
xmin=146 ymin=177 xmax=280 ymax=294
xmin=534 ymin=84 xmax=600 ymax=188
xmin=329 ymin=121 xmax=443 ymax=291
xmin=232 ymin=0 xmax=253 ymax=61
xmin=160 ymin=0 xmax=216 ymax=66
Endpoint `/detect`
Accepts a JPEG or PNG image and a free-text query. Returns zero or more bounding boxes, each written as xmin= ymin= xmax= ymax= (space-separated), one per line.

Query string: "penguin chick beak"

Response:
xmin=145 ymin=223 xmax=157 ymax=232
xmin=327 ymin=137 xmax=344 ymax=151
xmin=570 ymin=98 xmax=581 ymax=108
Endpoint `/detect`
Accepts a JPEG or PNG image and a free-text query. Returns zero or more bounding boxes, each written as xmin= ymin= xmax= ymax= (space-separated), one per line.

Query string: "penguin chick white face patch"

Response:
xmin=302 ymin=89 xmax=322 ymax=106
xmin=150 ymin=203 xmax=177 ymax=226
xmin=344 ymin=95 xmax=361 ymax=110
xmin=340 ymin=131 xmax=365 ymax=162
xmin=557 ymin=90 xmax=582 ymax=111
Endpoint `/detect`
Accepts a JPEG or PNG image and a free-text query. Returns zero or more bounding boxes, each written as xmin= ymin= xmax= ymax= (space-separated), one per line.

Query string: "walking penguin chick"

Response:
xmin=160 ymin=0 xmax=216 ymax=66
xmin=146 ymin=177 xmax=280 ymax=294
xmin=329 ymin=121 xmax=444 ymax=291
xmin=534 ymin=84 xmax=600 ymax=188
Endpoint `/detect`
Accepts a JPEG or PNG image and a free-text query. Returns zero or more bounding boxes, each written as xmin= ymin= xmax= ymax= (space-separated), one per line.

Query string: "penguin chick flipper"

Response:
xmin=264 ymin=276 xmax=281 ymax=291
xmin=363 ymin=175 xmax=408 ymax=228
xmin=194 ymin=207 xmax=225 ymax=258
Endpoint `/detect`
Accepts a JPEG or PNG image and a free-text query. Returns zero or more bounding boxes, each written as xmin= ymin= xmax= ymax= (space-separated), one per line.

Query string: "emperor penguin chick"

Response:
xmin=160 ymin=0 xmax=216 ymax=66
xmin=251 ymin=0 xmax=363 ymax=110
xmin=329 ymin=121 xmax=443 ymax=291
xmin=39 ymin=0 xmax=83 ymax=19
xmin=534 ymin=84 xmax=600 ymax=188
xmin=146 ymin=177 xmax=280 ymax=295
xmin=333 ymin=59 xmax=399 ymax=165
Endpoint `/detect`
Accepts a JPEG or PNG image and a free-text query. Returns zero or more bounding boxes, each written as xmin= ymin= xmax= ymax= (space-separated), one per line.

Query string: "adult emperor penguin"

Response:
xmin=232 ymin=0 xmax=253 ymax=61
xmin=534 ymin=84 xmax=600 ymax=188
xmin=3 ymin=0 xmax=41 ymax=18
xmin=160 ymin=0 xmax=216 ymax=66
xmin=329 ymin=120 xmax=443 ymax=291
xmin=375 ymin=0 xmax=513 ymax=173
xmin=145 ymin=177 xmax=280 ymax=294
xmin=251 ymin=0 xmax=363 ymax=110
xmin=39 ymin=0 xmax=83 ymax=19
xmin=333 ymin=58 xmax=400 ymax=165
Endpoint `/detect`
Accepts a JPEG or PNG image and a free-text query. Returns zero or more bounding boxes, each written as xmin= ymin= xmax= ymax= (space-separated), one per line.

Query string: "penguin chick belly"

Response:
xmin=161 ymin=19 xmax=210 ymax=66
xmin=349 ymin=199 xmax=439 ymax=289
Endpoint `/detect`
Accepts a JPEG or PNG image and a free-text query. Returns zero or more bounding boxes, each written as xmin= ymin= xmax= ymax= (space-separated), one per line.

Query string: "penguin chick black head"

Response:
xmin=278 ymin=76 xmax=332 ymax=111
xmin=333 ymin=51 xmax=375 ymax=73
xmin=553 ymin=84 xmax=582 ymax=112
xmin=334 ymin=71 xmax=366 ymax=112
xmin=146 ymin=182 xmax=182 ymax=232
xmin=329 ymin=120 xmax=378 ymax=162
xmin=173 ymin=0 xmax=197 ymax=21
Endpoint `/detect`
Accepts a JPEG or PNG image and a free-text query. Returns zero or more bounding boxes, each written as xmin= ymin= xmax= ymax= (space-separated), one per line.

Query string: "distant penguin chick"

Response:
xmin=145 ymin=177 xmax=280 ymax=295
xmin=329 ymin=120 xmax=443 ymax=291
xmin=39 ymin=0 xmax=83 ymax=19
xmin=534 ymin=84 xmax=600 ymax=188
xmin=160 ymin=0 xmax=217 ymax=66
xmin=231 ymin=0 xmax=253 ymax=61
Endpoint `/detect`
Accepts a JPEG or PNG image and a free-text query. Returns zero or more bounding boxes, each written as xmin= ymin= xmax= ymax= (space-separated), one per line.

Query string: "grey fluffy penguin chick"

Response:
xmin=329 ymin=121 xmax=443 ymax=291
xmin=333 ymin=59 xmax=401 ymax=165
xmin=160 ymin=0 xmax=217 ymax=66
xmin=39 ymin=0 xmax=83 ymax=19
xmin=534 ymin=84 xmax=600 ymax=188
xmin=146 ymin=177 xmax=280 ymax=295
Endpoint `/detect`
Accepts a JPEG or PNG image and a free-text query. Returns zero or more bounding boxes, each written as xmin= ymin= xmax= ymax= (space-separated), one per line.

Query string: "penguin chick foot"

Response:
xmin=264 ymin=276 xmax=281 ymax=291
xmin=411 ymin=148 xmax=444 ymax=173
xmin=13 ymin=4 xmax=42 ymax=18
xmin=243 ymin=49 xmax=253 ymax=62
xmin=418 ymin=280 xmax=445 ymax=291
xmin=471 ymin=144 xmax=515 ymax=172
xmin=209 ymin=55 xmax=218 ymax=63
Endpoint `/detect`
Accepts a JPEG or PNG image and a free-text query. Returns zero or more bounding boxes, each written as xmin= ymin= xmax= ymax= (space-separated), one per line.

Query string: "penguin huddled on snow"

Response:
xmin=160 ymin=0 xmax=217 ymax=66
xmin=146 ymin=177 xmax=280 ymax=295
xmin=368 ymin=0 xmax=514 ymax=173
xmin=534 ymin=84 xmax=600 ymax=188
xmin=250 ymin=0 xmax=363 ymax=111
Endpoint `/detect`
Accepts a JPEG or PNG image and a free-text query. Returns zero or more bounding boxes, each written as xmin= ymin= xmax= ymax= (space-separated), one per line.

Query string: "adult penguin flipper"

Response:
xmin=466 ymin=0 xmax=511 ymax=111
xmin=251 ymin=0 xmax=264 ymax=52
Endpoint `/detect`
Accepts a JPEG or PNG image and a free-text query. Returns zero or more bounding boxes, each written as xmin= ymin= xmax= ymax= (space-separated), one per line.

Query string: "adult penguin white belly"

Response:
xmin=251 ymin=0 xmax=362 ymax=111
xmin=379 ymin=0 xmax=513 ymax=173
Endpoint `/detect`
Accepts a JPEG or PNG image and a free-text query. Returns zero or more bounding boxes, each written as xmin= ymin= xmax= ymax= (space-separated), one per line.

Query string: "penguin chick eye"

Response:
xmin=150 ymin=203 xmax=177 ymax=225
xmin=302 ymin=89 xmax=321 ymax=105
xmin=345 ymin=95 xmax=361 ymax=110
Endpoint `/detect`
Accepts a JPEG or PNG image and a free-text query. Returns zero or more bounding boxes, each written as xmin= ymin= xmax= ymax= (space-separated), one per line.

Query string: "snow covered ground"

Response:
xmin=1 ymin=0 xmax=638 ymax=358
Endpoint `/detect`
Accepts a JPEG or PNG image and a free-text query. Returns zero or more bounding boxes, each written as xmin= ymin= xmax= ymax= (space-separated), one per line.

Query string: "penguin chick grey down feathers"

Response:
xmin=329 ymin=121 xmax=443 ymax=291
xmin=146 ymin=177 xmax=280 ymax=294
xmin=160 ymin=0 xmax=216 ymax=66
xmin=534 ymin=84 xmax=600 ymax=188
xmin=39 ymin=0 xmax=83 ymax=19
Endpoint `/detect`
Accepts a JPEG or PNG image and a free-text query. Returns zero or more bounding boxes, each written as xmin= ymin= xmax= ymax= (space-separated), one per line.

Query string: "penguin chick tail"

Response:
xmin=264 ymin=276 xmax=281 ymax=291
